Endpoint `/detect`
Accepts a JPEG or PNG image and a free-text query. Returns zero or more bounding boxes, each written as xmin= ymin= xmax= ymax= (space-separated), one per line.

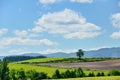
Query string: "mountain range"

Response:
xmin=21 ymin=47 xmax=120 ymax=58
xmin=0 ymin=47 xmax=120 ymax=60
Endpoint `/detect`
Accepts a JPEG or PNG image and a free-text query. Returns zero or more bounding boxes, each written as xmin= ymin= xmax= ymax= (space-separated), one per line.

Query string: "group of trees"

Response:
xmin=52 ymin=68 xmax=85 ymax=79
xmin=5 ymin=56 xmax=46 ymax=62
xmin=9 ymin=69 xmax=47 ymax=80
xmin=0 ymin=58 xmax=47 ymax=80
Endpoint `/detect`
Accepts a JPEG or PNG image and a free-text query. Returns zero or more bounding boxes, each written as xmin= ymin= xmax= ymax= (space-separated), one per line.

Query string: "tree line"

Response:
xmin=4 ymin=55 xmax=46 ymax=62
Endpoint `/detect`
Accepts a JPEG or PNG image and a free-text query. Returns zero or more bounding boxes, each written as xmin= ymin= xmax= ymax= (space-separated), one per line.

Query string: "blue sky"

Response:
xmin=0 ymin=0 xmax=120 ymax=56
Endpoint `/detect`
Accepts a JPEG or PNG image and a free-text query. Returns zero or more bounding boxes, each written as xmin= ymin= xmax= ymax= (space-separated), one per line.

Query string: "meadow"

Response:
xmin=9 ymin=57 xmax=111 ymax=77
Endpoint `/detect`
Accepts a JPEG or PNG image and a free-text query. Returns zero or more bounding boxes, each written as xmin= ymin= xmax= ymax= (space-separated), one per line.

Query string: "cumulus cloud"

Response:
xmin=64 ymin=31 xmax=101 ymax=39
xmin=110 ymin=13 xmax=120 ymax=39
xmin=9 ymin=49 xmax=30 ymax=54
xmin=14 ymin=30 xmax=39 ymax=38
xmin=39 ymin=0 xmax=61 ymax=4
xmin=0 ymin=37 xmax=57 ymax=48
xmin=39 ymin=0 xmax=93 ymax=4
xmin=70 ymin=0 xmax=93 ymax=3
xmin=111 ymin=13 xmax=120 ymax=28
xmin=14 ymin=30 xmax=28 ymax=37
xmin=33 ymin=8 xmax=101 ymax=39
xmin=0 ymin=28 xmax=8 ymax=36
xmin=111 ymin=31 xmax=120 ymax=39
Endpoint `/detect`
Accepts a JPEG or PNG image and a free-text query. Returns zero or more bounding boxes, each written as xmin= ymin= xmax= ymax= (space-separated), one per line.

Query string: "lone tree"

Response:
xmin=76 ymin=49 xmax=84 ymax=60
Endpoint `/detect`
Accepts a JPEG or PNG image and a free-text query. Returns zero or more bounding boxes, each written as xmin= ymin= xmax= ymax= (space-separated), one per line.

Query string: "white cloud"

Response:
xmin=89 ymin=46 xmax=110 ymax=51
xmin=64 ymin=31 xmax=101 ymax=39
xmin=111 ymin=31 xmax=120 ymax=39
xmin=111 ymin=13 xmax=120 ymax=28
xmin=33 ymin=8 xmax=101 ymax=39
xmin=14 ymin=30 xmax=39 ymax=38
xmin=110 ymin=13 xmax=120 ymax=39
xmin=39 ymin=0 xmax=61 ymax=4
xmin=0 ymin=37 xmax=57 ymax=48
xmin=9 ymin=49 xmax=30 ymax=54
xmin=39 ymin=0 xmax=93 ymax=4
xmin=70 ymin=0 xmax=93 ymax=3
xmin=31 ymin=26 xmax=44 ymax=33
xmin=14 ymin=30 xmax=28 ymax=37
xmin=40 ymin=49 xmax=77 ymax=54
xmin=0 ymin=28 xmax=8 ymax=36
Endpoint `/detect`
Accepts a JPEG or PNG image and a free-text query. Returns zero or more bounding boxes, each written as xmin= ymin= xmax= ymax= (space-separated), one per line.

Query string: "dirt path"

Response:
xmin=37 ymin=59 xmax=120 ymax=70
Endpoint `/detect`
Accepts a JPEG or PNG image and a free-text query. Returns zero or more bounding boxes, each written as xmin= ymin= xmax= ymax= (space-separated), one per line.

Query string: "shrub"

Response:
xmin=52 ymin=69 xmax=62 ymax=79
xmin=108 ymin=73 xmax=110 ymax=76
xmin=16 ymin=68 xmax=26 ymax=80
xmin=101 ymin=72 xmax=105 ymax=76
xmin=96 ymin=72 xmax=101 ymax=76
xmin=109 ymin=70 xmax=120 ymax=76
xmin=75 ymin=68 xmax=85 ymax=77
xmin=88 ymin=72 xmax=95 ymax=77
xmin=26 ymin=70 xmax=47 ymax=80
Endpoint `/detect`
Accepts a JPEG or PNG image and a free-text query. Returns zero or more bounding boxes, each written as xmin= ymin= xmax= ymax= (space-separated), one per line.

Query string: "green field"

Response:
xmin=9 ymin=62 xmax=66 ymax=77
xmin=20 ymin=57 xmax=66 ymax=63
xmin=9 ymin=57 xmax=109 ymax=77
xmin=65 ymin=76 xmax=120 ymax=80
xmin=9 ymin=62 xmax=109 ymax=77
xmin=19 ymin=57 xmax=118 ymax=63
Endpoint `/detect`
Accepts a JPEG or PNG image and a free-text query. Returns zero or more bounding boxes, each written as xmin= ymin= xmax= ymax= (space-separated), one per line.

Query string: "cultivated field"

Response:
xmin=37 ymin=59 xmax=120 ymax=70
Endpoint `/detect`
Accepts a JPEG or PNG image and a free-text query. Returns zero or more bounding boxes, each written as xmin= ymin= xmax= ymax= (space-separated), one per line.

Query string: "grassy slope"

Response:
xmin=20 ymin=57 xmax=65 ymax=63
xmin=9 ymin=62 xmax=109 ymax=77
xmin=19 ymin=57 xmax=119 ymax=63
xmin=9 ymin=58 xmax=109 ymax=76
xmin=9 ymin=62 xmax=67 ymax=77
xmin=65 ymin=76 xmax=120 ymax=80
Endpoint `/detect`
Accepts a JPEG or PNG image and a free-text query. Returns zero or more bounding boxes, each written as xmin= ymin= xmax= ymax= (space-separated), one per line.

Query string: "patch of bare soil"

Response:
xmin=37 ymin=59 xmax=120 ymax=70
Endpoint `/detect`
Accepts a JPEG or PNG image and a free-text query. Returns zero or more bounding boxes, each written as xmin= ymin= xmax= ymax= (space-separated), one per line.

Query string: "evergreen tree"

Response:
xmin=64 ymin=70 xmax=71 ymax=78
xmin=26 ymin=70 xmax=47 ymax=80
xmin=101 ymin=72 xmax=105 ymax=76
xmin=16 ymin=68 xmax=26 ymax=80
xmin=88 ymin=72 xmax=95 ymax=77
xmin=52 ymin=69 xmax=61 ymax=79
xmin=9 ymin=69 xmax=17 ymax=80
xmin=96 ymin=72 xmax=101 ymax=76
xmin=0 ymin=58 xmax=9 ymax=80
xmin=75 ymin=68 xmax=85 ymax=77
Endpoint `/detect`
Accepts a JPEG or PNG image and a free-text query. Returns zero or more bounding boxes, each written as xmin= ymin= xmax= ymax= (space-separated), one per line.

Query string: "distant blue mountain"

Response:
xmin=43 ymin=47 xmax=120 ymax=58
xmin=84 ymin=47 xmax=120 ymax=58
xmin=1 ymin=47 xmax=120 ymax=59
xmin=44 ymin=52 xmax=73 ymax=57
xmin=21 ymin=53 xmax=42 ymax=57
